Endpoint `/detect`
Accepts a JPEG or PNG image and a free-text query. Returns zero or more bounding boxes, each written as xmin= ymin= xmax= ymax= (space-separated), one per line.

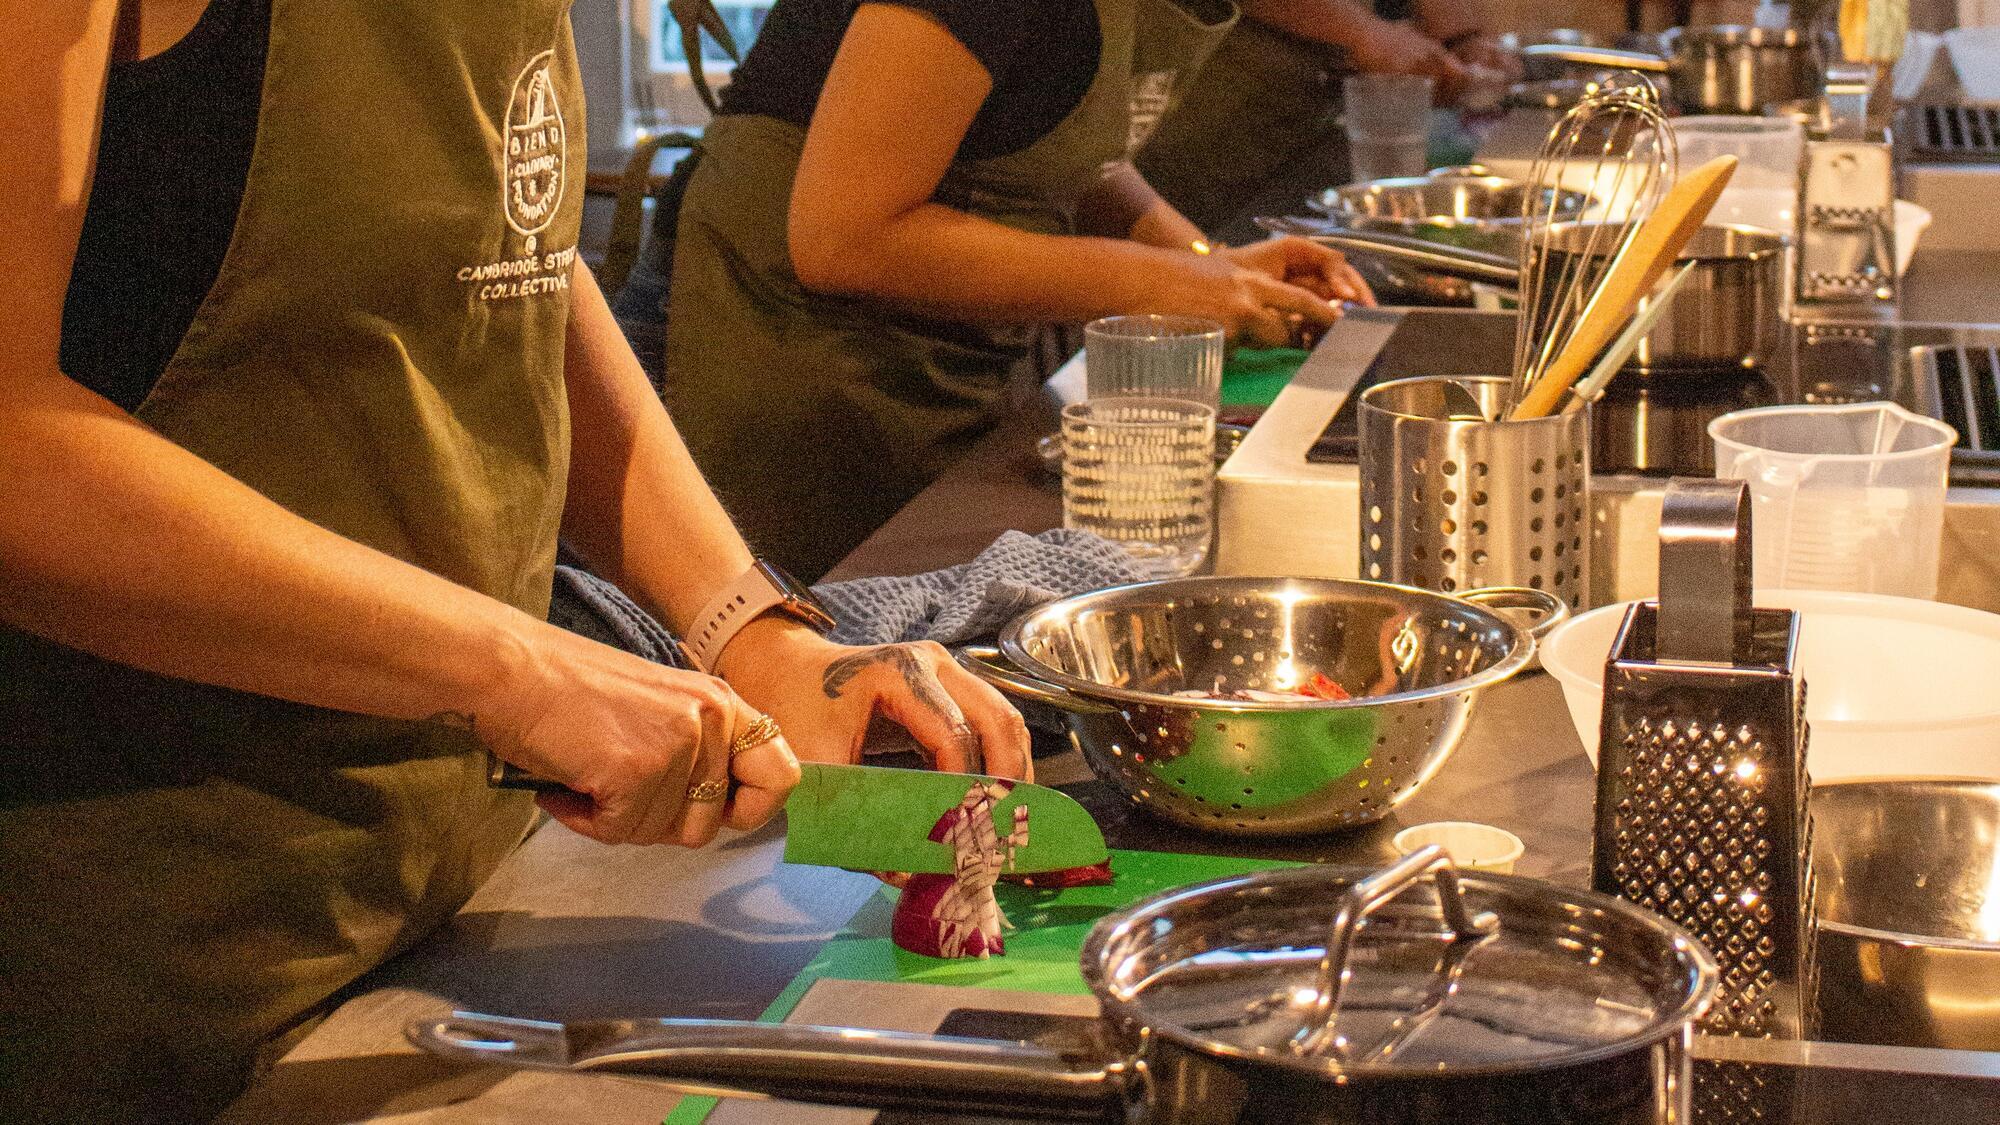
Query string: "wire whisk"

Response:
xmin=1510 ymin=77 xmax=1675 ymax=412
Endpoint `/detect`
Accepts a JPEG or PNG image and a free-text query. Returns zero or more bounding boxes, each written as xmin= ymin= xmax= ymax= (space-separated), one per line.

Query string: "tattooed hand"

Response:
xmin=822 ymin=644 xmax=985 ymax=771
xmin=715 ymin=622 xmax=1031 ymax=780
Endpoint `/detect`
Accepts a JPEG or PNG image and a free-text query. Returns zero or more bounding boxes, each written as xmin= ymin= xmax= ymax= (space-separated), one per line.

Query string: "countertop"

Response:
xmin=219 ymin=390 xmax=1606 ymax=1124
xmin=223 ymin=372 xmax=2000 ymax=1123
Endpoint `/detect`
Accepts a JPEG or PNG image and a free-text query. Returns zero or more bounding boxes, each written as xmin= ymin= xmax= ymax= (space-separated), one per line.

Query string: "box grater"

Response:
xmin=1797 ymin=64 xmax=1897 ymax=306
xmin=1592 ymin=478 xmax=1818 ymax=1044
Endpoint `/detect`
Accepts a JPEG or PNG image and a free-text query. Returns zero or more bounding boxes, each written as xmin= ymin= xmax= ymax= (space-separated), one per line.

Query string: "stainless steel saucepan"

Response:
xmin=1524 ymin=25 xmax=1821 ymax=115
xmin=956 ymin=576 xmax=1562 ymax=837
xmin=410 ymin=848 xmax=1719 ymax=1124
xmin=1280 ymin=221 xmax=1786 ymax=372
xmin=1537 ymin=222 xmax=1785 ymax=372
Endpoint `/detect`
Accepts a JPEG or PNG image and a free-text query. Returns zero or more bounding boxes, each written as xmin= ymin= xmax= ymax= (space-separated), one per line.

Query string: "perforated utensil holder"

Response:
xmin=1593 ymin=478 xmax=1817 ymax=1044
xmin=1360 ymin=376 xmax=1591 ymax=609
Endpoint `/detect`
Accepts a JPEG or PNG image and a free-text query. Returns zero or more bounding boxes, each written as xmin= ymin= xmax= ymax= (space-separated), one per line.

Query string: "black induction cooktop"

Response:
xmin=876 ymin=1010 xmax=2000 ymax=1125
xmin=1303 ymin=309 xmax=2000 ymax=486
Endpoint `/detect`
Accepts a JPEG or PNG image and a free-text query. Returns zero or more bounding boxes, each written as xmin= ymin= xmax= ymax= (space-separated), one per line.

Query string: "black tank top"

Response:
xmin=60 ymin=0 xmax=270 ymax=413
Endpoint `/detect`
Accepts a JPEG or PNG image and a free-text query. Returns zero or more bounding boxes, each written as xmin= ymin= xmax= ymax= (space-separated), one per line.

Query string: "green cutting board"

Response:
xmin=663 ymin=848 xmax=1298 ymax=1124
xmin=1222 ymin=347 xmax=1308 ymax=409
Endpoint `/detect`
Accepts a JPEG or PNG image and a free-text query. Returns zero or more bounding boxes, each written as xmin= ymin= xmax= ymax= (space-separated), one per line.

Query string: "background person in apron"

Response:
xmin=1137 ymin=0 xmax=1520 ymax=245
xmin=660 ymin=0 xmax=1376 ymax=582
xmin=5 ymin=2 xmax=1030 ymax=1120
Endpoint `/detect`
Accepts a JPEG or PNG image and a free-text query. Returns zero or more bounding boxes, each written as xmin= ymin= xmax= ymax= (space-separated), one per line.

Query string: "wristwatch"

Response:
xmin=683 ymin=559 xmax=837 ymax=672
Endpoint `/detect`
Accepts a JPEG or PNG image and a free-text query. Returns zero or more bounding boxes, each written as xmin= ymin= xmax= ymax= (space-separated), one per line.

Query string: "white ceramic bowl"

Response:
xmin=1542 ymin=590 xmax=2000 ymax=782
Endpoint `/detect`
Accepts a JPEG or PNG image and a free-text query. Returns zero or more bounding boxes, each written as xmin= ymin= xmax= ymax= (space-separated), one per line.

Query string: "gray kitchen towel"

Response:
xmin=549 ymin=564 xmax=689 ymax=668
xmin=814 ymin=529 xmax=1149 ymax=648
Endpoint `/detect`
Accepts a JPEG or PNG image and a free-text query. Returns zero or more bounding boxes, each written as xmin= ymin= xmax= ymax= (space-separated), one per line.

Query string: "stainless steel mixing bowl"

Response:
xmin=1813 ymin=778 xmax=2000 ymax=1051
xmin=1310 ymin=166 xmax=1592 ymax=233
xmin=1300 ymin=167 xmax=1592 ymax=306
xmin=959 ymin=577 xmax=1541 ymax=837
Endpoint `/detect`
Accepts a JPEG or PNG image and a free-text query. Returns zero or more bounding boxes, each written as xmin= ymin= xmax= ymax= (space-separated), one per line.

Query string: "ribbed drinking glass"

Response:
xmin=1083 ymin=315 xmax=1225 ymax=411
xmin=1062 ymin=398 xmax=1215 ymax=578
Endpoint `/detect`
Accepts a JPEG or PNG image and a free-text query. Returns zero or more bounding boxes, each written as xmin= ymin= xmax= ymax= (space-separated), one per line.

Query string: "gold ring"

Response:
xmin=685 ymin=778 xmax=729 ymax=803
xmin=730 ymin=713 xmax=782 ymax=758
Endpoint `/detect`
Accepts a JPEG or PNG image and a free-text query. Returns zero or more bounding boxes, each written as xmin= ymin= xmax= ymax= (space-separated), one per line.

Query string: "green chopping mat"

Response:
xmin=1221 ymin=347 xmax=1308 ymax=409
xmin=663 ymin=848 xmax=1298 ymax=1124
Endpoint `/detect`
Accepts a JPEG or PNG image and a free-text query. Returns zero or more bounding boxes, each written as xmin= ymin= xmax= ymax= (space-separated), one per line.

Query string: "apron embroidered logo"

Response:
xmin=456 ymin=48 xmax=578 ymax=301
xmin=504 ymin=50 xmax=567 ymax=237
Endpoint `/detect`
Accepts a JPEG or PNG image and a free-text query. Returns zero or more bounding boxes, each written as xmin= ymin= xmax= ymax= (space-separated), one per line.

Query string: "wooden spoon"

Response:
xmin=1509 ymin=155 xmax=1738 ymax=420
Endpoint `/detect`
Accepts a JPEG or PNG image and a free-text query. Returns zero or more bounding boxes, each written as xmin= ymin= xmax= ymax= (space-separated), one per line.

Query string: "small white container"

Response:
xmin=1392 ymin=822 xmax=1524 ymax=874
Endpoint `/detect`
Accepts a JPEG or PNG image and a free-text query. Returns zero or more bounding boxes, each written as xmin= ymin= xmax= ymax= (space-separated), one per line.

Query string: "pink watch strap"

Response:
xmin=684 ymin=564 xmax=788 ymax=672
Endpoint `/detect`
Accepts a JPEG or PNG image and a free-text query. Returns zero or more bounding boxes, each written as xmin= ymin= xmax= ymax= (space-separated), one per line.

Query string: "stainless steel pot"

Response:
xmin=1292 ymin=222 xmax=1785 ymax=372
xmin=956 ymin=577 xmax=1560 ymax=837
xmin=410 ymin=848 xmax=1719 ymax=1124
xmin=1524 ymin=25 xmax=1822 ymax=116
xmin=1813 ymin=778 xmax=2000 ymax=1052
xmin=1539 ymin=222 xmax=1786 ymax=372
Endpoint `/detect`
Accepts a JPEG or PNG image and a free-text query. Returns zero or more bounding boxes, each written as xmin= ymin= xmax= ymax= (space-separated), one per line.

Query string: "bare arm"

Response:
xmin=1 ymin=3 xmax=795 ymax=848
xmin=1075 ymin=161 xmax=1205 ymax=248
xmin=557 ymin=261 xmax=1033 ymax=779
xmin=1235 ymin=0 xmax=1393 ymax=46
xmin=785 ymin=3 xmax=1356 ymax=343
xmin=1409 ymin=0 xmax=1486 ymax=44
xmin=1237 ymin=0 xmax=1468 ymax=90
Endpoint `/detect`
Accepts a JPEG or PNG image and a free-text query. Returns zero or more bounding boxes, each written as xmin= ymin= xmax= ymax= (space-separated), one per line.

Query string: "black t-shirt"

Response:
xmin=61 ymin=0 xmax=270 ymax=412
xmin=720 ymin=0 xmax=1103 ymax=162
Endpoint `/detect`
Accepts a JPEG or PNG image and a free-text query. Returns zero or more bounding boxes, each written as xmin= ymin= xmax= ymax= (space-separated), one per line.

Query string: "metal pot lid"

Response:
xmin=1080 ymin=850 xmax=1716 ymax=1077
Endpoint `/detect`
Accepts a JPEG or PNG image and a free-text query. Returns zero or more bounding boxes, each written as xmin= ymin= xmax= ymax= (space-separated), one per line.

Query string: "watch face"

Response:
xmin=757 ymin=560 xmax=836 ymax=632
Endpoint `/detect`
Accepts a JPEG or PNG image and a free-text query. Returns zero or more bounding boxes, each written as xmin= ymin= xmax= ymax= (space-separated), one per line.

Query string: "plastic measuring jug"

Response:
xmin=1710 ymin=403 xmax=1956 ymax=599
xmin=1667 ymin=116 xmax=1803 ymax=239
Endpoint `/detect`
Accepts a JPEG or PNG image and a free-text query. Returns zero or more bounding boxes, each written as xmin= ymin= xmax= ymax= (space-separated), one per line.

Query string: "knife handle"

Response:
xmin=486 ymin=752 xmax=573 ymax=794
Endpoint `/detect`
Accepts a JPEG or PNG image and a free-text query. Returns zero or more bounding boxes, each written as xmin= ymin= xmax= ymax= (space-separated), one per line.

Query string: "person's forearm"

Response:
xmin=557 ymin=262 xmax=754 ymax=632
xmin=1076 ymin=162 xmax=1206 ymax=249
xmin=0 ymin=371 xmax=542 ymax=724
xmin=791 ymin=199 xmax=1215 ymax=326
xmin=1236 ymin=0 xmax=1394 ymax=48
xmin=1411 ymin=0 xmax=1485 ymax=43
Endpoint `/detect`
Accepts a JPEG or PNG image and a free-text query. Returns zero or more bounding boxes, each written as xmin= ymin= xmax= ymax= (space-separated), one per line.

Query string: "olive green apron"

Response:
xmin=0 ymin=2 xmax=581 ymax=1118
xmin=1135 ymin=19 xmax=1354 ymax=244
xmin=663 ymin=0 xmax=1235 ymax=580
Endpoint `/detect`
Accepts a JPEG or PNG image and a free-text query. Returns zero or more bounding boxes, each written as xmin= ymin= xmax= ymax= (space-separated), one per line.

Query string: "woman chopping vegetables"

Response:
xmin=662 ymin=0 xmax=1374 ymax=580
xmin=6 ymin=2 xmax=1030 ymax=1119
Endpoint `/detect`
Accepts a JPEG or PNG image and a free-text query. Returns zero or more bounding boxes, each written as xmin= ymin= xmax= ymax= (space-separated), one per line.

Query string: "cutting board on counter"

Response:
xmin=1053 ymin=346 xmax=1309 ymax=412
xmin=663 ymin=849 xmax=1297 ymax=1125
xmin=1221 ymin=347 xmax=1309 ymax=410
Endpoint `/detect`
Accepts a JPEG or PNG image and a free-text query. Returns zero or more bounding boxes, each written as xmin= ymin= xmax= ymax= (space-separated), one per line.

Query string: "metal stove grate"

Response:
xmin=1914 ymin=345 xmax=2000 ymax=463
xmin=1910 ymin=104 xmax=2000 ymax=162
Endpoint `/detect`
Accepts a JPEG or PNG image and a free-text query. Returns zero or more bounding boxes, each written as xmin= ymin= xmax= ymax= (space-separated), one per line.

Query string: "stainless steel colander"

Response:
xmin=959 ymin=577 xmax=1550 ymax=837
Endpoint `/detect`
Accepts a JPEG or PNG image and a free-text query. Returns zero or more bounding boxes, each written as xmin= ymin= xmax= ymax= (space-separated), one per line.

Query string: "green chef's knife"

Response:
xmin=781 ymin=762 xmax=1109 ymax=875
xmin=487 ymin=754 xmax=1108 ymax=875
